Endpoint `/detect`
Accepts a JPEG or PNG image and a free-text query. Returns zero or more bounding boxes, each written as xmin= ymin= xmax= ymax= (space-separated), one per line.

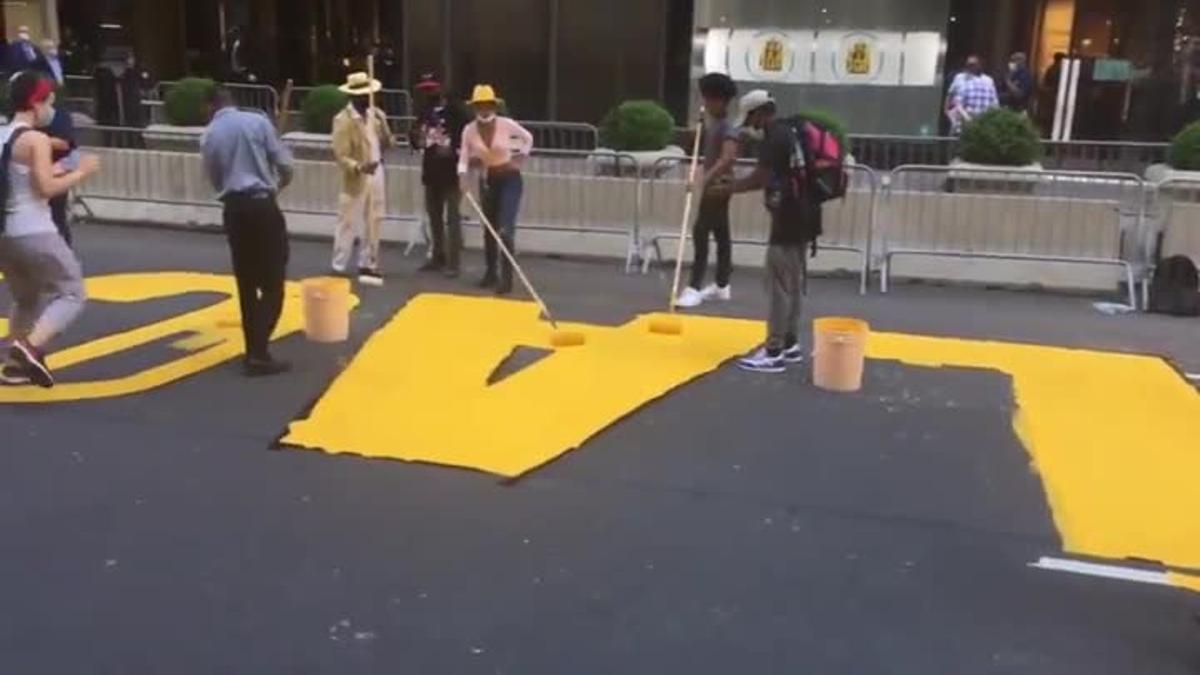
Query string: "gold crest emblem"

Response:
xmin=846 ymin=41 xmax=871 ymax=75
xmin=759 ymin=38 xmax=785 ymax=73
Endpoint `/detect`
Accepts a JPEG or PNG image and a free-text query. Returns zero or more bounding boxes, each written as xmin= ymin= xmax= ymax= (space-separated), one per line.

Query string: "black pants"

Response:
xmin=689 ymin=196 xmax=732 ymax=290
xmin=222 ymin=194 xmax=289 ymax=361
xmin=50 ymin=194 xmax=71 ymax=246
xmin=425 ymin=182 xmax=462 ymax=269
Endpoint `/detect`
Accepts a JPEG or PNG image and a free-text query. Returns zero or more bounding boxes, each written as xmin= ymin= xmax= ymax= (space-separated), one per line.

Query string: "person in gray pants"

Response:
xmin=709 ymin=89 xmax=820 ymax=374
xmin=0 ymin=71 xmax=100 ymax=388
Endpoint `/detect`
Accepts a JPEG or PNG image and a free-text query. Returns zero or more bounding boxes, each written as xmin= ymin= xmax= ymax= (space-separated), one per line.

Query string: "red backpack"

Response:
xmin=783 ymin=115 xmax=848 ymax=206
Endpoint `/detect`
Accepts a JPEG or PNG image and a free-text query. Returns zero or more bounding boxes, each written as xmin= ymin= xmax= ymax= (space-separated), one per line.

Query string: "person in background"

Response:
xmin=118 ymin=53 xmax=152 ymax=128
xmin=40 ymin=98 xmax=79 ymax=245
xmin=331 ymin=71 xmax=395 ymax=286
xmin=201 ymin=86 xmax=295 ymax=378
xmin=458 ymin=84 xmax=534 ymax=295
xmin=7 ymin=27 xmax=40 ymax=73
xmin=946 ymin=54 xmax=999 ymax=134
xmin=1002 ymin=52 xmax=1033 ymax=114
xmin=0 ymin=71 xmax=99 ymax=388
xmin=39 ymin=39 xmax=64 ymax=86
xmin=675 ymin=72 xmax=740 ymax=309
xmin=411 ymin=72 xmax=469 ymax=277
xmin=708 ymin=90 xmax=814 ymax=374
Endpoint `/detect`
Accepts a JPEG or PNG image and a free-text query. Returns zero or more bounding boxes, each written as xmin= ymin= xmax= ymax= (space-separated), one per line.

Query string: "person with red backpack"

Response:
xmin=710 ymin=89 xmax=839 ymax=374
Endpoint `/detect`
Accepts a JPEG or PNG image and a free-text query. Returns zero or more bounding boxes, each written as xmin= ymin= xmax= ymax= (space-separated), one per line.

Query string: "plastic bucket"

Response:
xmin=812 ymin=317 xmax=870 ymax=393
xmin=302 ymin=277 xmax=351 ymax=343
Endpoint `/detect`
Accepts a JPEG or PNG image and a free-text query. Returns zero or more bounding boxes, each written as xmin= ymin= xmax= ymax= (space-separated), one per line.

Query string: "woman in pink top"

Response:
xmin=457 ymin=85 xmax=533 ymax=295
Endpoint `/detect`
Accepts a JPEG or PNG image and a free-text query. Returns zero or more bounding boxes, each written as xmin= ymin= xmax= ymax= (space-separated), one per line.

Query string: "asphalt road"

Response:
xmin=1 ymin=223 xmax=1198 ymax=674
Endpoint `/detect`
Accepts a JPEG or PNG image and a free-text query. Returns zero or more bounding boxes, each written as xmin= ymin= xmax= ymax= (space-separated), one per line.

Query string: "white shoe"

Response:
xmin=702 ymin=284 xmax=732 ymax=301
xmin=737 ymin=347 xmax=787 ymax=374
xmin=674 ymin=287 xmax=705 ymax=309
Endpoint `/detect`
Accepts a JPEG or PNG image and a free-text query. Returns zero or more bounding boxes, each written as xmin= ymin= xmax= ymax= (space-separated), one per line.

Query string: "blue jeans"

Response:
xmin=482 ymin=172 xmax=523 ymax=288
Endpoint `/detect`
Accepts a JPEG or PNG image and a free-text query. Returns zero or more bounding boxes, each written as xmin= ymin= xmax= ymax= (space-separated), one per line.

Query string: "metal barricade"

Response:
xmin=522 ymin=121 xmax=599 ymax=152
xmin=1147 ymin=178 xmax=1200 ymax=303
xmin=1044 ymin=141 xmax=1168 ymax=174
xmin=640 ymin=157 xmax=878 ymax=294
xmin=518 ymin=149 xmax=642 ymax=272
xmin=881 ymin=164 xmax=1145 ymax=306
xmin=850 ymin=135 xmax=957 ymax=172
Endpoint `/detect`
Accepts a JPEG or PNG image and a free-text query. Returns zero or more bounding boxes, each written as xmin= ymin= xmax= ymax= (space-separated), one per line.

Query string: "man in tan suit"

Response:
xmin=332 ymin=72 xmax=395 ymax=286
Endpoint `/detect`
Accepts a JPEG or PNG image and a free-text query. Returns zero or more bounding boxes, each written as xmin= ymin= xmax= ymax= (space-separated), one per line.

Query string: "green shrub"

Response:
xmin=164 ymin=77 xmax=216 ymax=127
xmin=301 ymin=85 xmax=348 ymax=134
xmin=1168 ymin=122 xmax=1200 ymax=171
xmin=958 ymin=108 xmax=1043 ymax=166
xmin=599 ymin=100 xmax=675 ymax=152
xmin=796 ymin=108 xmax=849 ymax=150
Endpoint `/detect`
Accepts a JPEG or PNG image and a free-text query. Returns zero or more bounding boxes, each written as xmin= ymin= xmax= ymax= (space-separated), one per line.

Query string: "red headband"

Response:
xmin=26 ymin=78 xmax=53 ymax=108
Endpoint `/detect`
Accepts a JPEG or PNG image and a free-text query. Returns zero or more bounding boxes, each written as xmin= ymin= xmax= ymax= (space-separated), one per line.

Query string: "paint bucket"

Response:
xmin=303 ymin=277 xmax=351 ymax=343
xmin=812 ymin=317 xmax=869 ymax=393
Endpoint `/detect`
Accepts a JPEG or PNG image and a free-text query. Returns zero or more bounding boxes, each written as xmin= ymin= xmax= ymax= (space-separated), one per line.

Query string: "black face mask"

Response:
xmin=352 ymin=97 xmax=370 ymax=114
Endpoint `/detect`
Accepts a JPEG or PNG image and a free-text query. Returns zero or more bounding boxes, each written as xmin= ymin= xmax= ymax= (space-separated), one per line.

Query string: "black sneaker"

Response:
xmin=9 ymin=341 xmax=53 ymax=388
xmin=782 ymin=343 xmax=805 ymax=364
xmin=737 ymin=347 xmax=787 ymax=374
xmin=358 ymin=268 xmax=384 ymax=287
xmin=0 ymin=363 xmax=31 ymax=386
xmin=244 ymin=356 xmax=292 ymax=378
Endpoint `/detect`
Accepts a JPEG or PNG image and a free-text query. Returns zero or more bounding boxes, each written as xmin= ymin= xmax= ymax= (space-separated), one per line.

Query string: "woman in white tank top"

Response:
xmin=0 ymin=71 xmax=100 ymax=388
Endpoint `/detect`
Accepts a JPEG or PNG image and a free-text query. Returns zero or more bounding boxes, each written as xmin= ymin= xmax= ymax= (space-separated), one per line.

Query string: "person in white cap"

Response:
xmin=331 ymin=71 xmax=395 ymax=286
xmin=710 ymin=89 xmax=817 ymax=374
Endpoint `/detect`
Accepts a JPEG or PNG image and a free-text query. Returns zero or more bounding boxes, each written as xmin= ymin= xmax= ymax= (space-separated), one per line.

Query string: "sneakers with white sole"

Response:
xmin=782 ymin=343 xmax=805 ymax=364
xmin=702 ymin=284 xmax=732 ymax=302
xmin=9 ymin=341 xmax=53 ymax=388
xmin=737 ymin=347 xmax=787 ymax=374
xmin=674 ymin=286 xmax=705 ymax=309
xmin=358 ymin=268 xmax=385 ymax=287
xmin=0 ymin=362 xmax=31 ymax=386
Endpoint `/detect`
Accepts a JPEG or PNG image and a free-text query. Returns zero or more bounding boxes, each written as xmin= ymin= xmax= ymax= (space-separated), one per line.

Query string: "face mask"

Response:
xmin=477 ymin=113 xmax=496 ymax=124
xmin=1009 ymin=62 xmax=1018 ymax=72
xmin=741 ymin=126 xmax=764 ymax=142
xmin=18 ymin=32 xmax=29 ymax=42
xmin=35 ymin=103 xmax=55 ymax=127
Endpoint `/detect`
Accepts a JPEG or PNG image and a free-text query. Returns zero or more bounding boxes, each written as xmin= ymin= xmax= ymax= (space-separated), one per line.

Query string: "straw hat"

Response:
xmin=468 ymin=84 xmax=500 ymax=105
xmin=339 ymin=72 xmax=382 ymax=96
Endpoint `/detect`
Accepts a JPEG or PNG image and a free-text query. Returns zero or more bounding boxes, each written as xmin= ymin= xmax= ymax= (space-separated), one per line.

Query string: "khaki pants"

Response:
xmin=332 ymin=172 xmax=385 ymax=272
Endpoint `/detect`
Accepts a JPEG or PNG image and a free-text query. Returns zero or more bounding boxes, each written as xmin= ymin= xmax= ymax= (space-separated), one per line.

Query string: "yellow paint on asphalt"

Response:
xmin=282 ymin=294 xmax=764 ymax=477
xmin=0 ymin=272 xmax=350 ymax=403
xmin=867 ymin=332 xmax=1200 ymax=574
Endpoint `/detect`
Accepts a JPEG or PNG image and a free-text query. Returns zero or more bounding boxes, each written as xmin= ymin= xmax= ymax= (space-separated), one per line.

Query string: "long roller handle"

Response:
xmin=464 ymin=190 xmax=558 ymax=329
xmin=669 ymin=111 xmax=706 ymax=313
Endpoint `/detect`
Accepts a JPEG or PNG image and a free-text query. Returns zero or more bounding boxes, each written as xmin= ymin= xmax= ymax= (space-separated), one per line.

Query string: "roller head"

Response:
xmin=648 ymin=316 xmax=683 ymax=336
xmin=550 ymin=331 xmax=587 ymax=348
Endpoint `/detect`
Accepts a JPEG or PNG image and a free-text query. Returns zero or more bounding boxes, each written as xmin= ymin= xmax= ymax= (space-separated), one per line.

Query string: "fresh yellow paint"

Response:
xmin=282 ymin=294 xmax=765 ymax=477
xmin=0 ymin=272 xmax=338 ymax=403
xmin=867 ymin=332 xmax=1200 ymax=572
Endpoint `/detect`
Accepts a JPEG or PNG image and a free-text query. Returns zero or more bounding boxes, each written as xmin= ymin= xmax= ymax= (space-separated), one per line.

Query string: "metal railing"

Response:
xmin=880 ymin=164 xmax=1144 ymax=307
xmin=69 ymin=138 xmax=1186 ymax=304
xmin=850 ymin=134 xmax=1169 ymax=175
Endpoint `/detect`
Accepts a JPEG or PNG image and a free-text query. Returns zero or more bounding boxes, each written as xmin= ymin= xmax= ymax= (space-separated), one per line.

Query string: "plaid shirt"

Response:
xmin=951 ymin=73 xmax=1000 ymax=116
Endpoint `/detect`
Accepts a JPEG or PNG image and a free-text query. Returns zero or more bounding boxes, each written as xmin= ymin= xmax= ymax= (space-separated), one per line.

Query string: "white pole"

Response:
xmin=1063 ymin=58 xmax=1082 ymax=141
xmin=1051 ymin=58 xmax=1071 ymax=141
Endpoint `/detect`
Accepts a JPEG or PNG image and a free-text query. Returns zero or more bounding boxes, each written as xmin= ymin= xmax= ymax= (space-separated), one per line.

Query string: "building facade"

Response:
xmin=43 ymin=0 xmax=1200 ymax=139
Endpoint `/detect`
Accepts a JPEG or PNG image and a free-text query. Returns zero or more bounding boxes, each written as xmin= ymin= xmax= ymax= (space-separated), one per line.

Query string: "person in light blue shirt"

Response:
xmin=39 ymin=40 xmax=64 ymax=86
xmin=201 ymin=86 xmax=295 ymax=377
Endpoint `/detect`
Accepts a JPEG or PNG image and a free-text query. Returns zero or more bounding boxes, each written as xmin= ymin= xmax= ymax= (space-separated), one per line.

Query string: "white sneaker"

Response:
xmin=782 ymin=343 xmax=805 ymax=364
xmin=702 ymin=284 xmax=732 ymax=302
xmin=674 ymin=287 xmax=705 ymax=309
xmin=737 ymin=347 xmax=787 ymax=374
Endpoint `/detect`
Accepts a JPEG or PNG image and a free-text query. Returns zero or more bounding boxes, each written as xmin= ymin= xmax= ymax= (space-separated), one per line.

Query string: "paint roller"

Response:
xmin=649 ymin=110 xmax=706 ymax=337
xmin=463 ymin=191 xmax=586 ymax=349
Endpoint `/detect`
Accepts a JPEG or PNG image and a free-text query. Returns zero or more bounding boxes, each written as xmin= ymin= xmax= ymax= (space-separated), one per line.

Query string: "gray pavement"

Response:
xmin=1 ymin=222 xmax=1199 ymax=674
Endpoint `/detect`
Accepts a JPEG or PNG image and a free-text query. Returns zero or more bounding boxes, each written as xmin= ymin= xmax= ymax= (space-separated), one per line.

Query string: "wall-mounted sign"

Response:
xmin=726 ymin=29 xmax=813 ymax=84
xmin=707 ymin=28 xmax=942 ymax=88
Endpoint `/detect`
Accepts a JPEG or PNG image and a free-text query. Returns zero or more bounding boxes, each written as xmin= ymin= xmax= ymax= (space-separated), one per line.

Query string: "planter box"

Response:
xmin=589 ymin=146 xmax=686 ymax=178
xmin=143 ymin=124 xmax=205 ymax=152
xmin=946 ymin=160 xmax=1044 ymax=194
xmin=282 ymin=131 xmax=334 ymax=161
